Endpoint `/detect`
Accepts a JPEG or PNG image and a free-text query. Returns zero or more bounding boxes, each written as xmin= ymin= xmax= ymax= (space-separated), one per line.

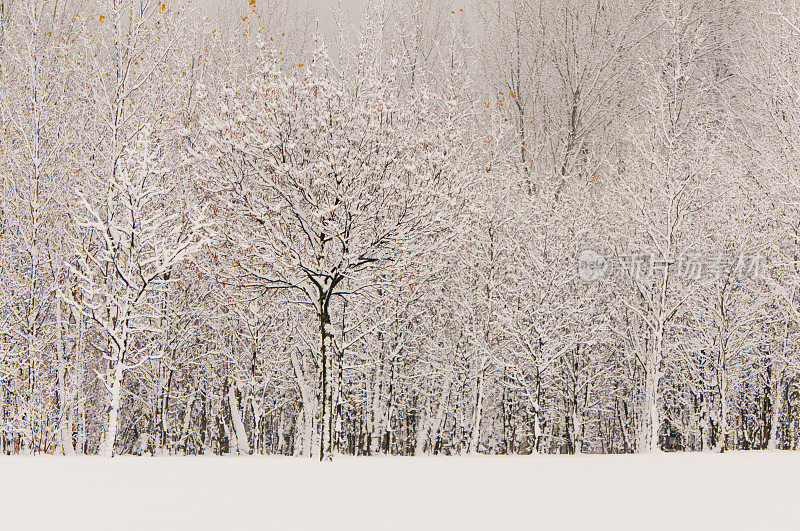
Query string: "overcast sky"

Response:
xmin=194 ymin=0 xmax=366 ymax=45
xmin=199 ymin=0 xmax=365 ymax=24
xmin=310 ymin=0 xmax=365 ymax=20
xmin=310 ymin=0 xmax=364 ymax=37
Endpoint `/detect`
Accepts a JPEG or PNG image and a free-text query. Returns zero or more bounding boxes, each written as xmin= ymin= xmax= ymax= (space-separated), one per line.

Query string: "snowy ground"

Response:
xmin=0 ymin=452 xmax=796 ymax=530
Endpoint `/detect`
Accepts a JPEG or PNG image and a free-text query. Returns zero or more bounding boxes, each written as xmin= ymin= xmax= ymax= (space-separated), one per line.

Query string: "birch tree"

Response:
xmin=64 ymin=126 xmax=203 ymax=457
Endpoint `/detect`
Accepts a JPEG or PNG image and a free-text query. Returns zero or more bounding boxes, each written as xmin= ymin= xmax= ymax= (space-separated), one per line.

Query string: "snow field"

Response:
xmin=0 ymin=452 xmax=796 ymax=530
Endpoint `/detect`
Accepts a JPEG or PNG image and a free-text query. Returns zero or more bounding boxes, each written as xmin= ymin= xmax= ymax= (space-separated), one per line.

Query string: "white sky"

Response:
xmin=199 ymin=0 xmax=365 ymax=23
xmin=194 ymin=0 xmax=366 ymax=46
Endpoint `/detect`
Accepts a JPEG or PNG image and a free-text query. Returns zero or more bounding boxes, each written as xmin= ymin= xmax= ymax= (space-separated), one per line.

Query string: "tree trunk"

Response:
xmin=55 ymin=302 xmax=75 ymax=455
xmin=468 ymin=358 xmax=486 ymax=454
xmin=319 ymin=303 xmax=334 ymax=461
xmin=715 ymin=356 xmax=729 ymax=453
xmin=73 ymin=307 xmax=86 ymax=454
xmin=177 ymin=391 xmax=196 ymax=454
xmin=639 ymin=347 xmax=663 ymax=453
xmin=767 ymin=368 xmax=784 ymax=450
xmin=290 ymin=349 xmax=316 ymax=458
xmin=227 ymin=379 xmax=251 ymax=455
xmin=101 ymin=357 xmax=125 ymax=458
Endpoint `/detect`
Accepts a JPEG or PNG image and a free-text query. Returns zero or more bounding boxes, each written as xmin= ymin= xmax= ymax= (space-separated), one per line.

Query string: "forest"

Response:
xmin=1 ymin=0 xmax=799 ymax=461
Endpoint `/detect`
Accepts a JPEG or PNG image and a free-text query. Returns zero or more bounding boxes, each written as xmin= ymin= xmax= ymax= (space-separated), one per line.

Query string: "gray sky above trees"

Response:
xmin=194 ymin=0 xmax=472 ymax=61
xmin=199 ymin=0 xmax=365 ymax=24
xmin=198 ymin=1 xmax=471 ymax=39
xmin=194 ymin=0 xmax=366 ymax=46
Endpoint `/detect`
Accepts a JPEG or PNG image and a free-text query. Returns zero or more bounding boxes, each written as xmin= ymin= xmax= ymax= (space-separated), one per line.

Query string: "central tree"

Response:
xmin=197 ymin=40 xmax=464 ymax=460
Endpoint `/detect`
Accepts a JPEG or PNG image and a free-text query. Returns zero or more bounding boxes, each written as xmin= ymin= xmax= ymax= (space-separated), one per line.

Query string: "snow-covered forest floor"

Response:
xmin=1 ymin=452 xmax=795 ymax=530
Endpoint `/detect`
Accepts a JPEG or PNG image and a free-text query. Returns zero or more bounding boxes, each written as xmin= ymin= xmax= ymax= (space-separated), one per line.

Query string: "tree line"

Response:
xmin=1 ymin=0 xmax=799 ymax=459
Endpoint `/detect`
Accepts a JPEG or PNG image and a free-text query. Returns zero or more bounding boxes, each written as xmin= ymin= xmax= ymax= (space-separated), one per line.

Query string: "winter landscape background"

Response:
xmin=2 ymin=0 xmax=800 ymax=485
xmin=7 ymin=0 xmax=800 ymax=528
